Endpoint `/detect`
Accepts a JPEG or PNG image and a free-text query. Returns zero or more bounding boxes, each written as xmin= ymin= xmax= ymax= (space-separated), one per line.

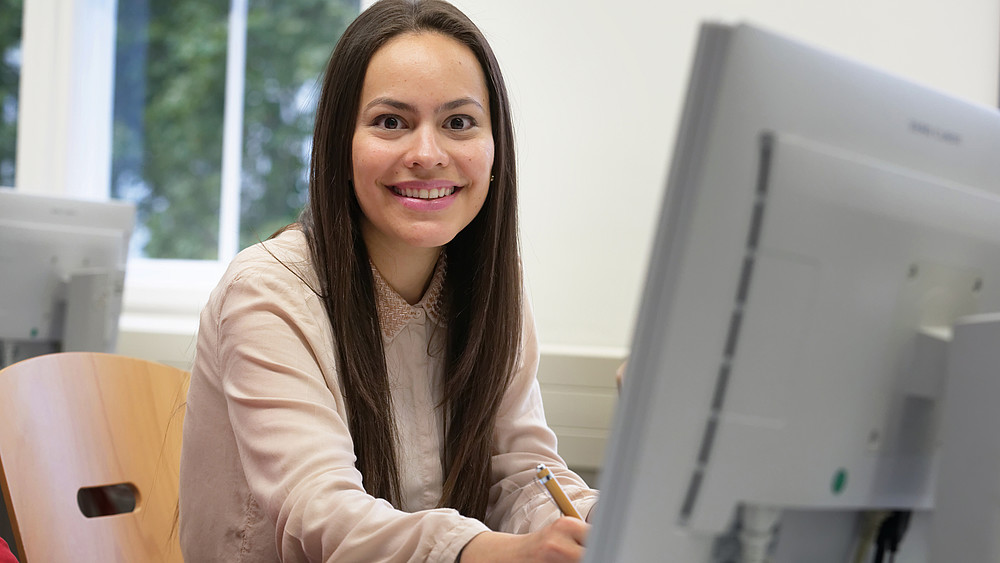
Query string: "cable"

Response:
xmin=872 ymin=510 xmax=911 ymax=563
xmin=853 ymin=511 xmax=890 ymax=563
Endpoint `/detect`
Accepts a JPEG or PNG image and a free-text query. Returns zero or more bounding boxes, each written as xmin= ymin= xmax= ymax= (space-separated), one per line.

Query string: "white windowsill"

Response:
xmin=119 ymin=258 xmax=225 ymax=336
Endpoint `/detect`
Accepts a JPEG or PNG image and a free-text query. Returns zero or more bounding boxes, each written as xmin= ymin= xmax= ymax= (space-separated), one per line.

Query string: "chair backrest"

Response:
xmin=0 ymin=352 xmax=189 ymax=563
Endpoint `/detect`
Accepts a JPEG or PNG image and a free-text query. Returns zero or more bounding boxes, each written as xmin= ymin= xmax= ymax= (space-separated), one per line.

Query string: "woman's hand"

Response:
xmin=460 ymin=517 xmax=590 ymax=563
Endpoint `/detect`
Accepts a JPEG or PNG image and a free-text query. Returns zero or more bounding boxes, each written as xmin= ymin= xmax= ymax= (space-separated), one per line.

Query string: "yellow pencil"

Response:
xmin=535 ymin=463 xmax=582 ymax=520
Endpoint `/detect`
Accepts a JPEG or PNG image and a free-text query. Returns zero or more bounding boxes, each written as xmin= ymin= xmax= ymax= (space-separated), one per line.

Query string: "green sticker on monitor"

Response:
xmin=831 ymin=468 xmax=848 ymax=495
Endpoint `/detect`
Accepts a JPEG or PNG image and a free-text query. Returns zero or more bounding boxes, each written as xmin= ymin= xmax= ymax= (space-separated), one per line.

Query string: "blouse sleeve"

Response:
xmin=484 ymin=297 xmax=600 ymax=534
xmin=215 ymin=264 xmax=488 ymax=562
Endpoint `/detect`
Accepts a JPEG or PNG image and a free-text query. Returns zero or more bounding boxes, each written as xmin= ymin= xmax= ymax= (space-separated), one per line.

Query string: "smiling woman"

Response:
xmin=177 ymin=1 xmax=598 ymax=562
xmin=353 ymin=31 xmax=494 ymax=302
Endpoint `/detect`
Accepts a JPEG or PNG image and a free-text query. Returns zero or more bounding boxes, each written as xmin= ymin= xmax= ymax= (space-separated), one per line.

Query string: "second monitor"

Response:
xmin=585 ymin=22 xmax=1000 ymax=562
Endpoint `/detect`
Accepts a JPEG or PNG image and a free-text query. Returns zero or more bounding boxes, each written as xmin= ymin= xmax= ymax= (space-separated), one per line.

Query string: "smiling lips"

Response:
xmin=391 ymin=185 xmax=456 ymax=199
xmin=390 ymin=180 xmax=460 ymax=201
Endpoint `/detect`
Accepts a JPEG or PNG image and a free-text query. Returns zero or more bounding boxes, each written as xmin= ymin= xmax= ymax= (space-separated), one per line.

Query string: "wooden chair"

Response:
xmin=0 ymin=352 xmax=189 ymax=562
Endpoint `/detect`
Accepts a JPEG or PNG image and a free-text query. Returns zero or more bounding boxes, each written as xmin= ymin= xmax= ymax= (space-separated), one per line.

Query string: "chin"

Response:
xmin=385 ymin=228 xmax=445 ymax=248
xmin=397 ymin=222 xmax=471 ymax=249
xmin=404 ymin=234 xmax=459 ymax=249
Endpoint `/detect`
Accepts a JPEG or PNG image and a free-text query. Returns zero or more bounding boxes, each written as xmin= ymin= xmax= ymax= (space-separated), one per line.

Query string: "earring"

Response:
xmin=490 ymin=175 xmax=495 ymax=183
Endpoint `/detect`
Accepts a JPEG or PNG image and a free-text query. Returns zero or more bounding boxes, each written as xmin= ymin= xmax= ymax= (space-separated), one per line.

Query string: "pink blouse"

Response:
xmin=179 ymin=229 xmax=597 ymax=562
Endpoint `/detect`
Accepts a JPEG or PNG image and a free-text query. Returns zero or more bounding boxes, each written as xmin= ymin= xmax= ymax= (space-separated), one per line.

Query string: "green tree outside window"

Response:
xmin=112 ymin=0 xmax=358 ymax=260
xmin=0 ymin=0 xmax=22 ymax=187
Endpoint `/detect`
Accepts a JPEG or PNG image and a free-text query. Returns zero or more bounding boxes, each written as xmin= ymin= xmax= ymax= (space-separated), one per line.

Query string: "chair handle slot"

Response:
xmin=77 ymin=483 xmax=139 ymax=518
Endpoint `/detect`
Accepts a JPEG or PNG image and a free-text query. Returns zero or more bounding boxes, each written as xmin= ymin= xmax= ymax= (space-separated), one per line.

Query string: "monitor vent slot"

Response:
xmin=679 ymin=133 xmax=774 ymax=524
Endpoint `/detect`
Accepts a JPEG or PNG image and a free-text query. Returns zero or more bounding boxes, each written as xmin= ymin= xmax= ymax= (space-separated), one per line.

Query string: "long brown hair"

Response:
xmin=302 ymin=0 xmax=521 ymax=519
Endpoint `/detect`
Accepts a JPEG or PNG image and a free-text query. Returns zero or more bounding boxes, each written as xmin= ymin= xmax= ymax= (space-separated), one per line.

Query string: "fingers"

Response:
xmin=553 ymin=515 xmax=589 ymax=545
xmin=537 ymin=516 xmax=589 ymax=562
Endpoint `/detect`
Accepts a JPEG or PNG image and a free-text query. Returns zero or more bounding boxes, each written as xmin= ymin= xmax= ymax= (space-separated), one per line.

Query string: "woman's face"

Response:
xmin=352 ymin=31 xmax=494 ymax=256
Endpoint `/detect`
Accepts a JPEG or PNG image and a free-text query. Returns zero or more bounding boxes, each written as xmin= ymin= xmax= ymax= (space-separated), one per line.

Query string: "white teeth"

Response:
xmin=394 ymin=186 xmax=455 ymax=199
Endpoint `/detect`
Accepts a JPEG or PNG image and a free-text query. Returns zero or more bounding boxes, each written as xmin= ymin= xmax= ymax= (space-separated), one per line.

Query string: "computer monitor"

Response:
xmin=585 ymin=23 xmax=1000 ymax=561
xmin=0 ymin=188 xmax=135 ymax=368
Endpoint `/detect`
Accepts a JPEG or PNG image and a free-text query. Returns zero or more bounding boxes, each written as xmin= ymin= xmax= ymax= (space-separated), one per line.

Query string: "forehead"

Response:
xmin=361 ymin=31 xmax=490 ymax=107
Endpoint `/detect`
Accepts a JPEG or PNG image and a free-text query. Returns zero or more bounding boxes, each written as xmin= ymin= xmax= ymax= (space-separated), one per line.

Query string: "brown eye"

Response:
xmin=446 ymin=116 xmax=474 ymax=130
xmin=374 ymin=115 xmax=405 ymax=130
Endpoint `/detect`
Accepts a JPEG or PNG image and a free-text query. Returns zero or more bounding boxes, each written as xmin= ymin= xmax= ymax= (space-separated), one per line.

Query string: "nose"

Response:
xmin=405 ymin=124 xmax=449 ymax=169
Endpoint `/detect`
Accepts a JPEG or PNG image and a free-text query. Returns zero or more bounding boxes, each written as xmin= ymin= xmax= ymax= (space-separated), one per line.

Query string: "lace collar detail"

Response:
xmin=371 ymin=255 xmax=447 ymax=340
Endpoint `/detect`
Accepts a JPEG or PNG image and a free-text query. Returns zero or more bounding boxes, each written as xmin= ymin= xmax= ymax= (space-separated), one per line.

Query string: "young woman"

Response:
xmin=179 ymin=1 xmax=598 ymax=561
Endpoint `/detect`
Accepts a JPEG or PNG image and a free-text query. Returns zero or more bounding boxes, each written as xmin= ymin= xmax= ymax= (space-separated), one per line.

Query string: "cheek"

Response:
xmin=484 ymin=145 xmax=496 ymax=172
xmin=464 ymin=139 xmax=495 ymax=175
xmin=351 ymin=135 xmax=365 ymax=180
xmin=352 ymin=143 xmax=393 ymax=184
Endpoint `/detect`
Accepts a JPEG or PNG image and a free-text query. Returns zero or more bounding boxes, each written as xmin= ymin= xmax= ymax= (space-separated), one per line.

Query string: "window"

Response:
xmin=0 ymin=0 xmax=22 ymax=186
xmin=111 ymin=0 xmax=359 ymax=262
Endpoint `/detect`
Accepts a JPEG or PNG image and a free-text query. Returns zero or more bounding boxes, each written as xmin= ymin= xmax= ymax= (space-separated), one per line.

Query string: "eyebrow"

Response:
xmin=363 ymin=96 xmax=485 ymax=114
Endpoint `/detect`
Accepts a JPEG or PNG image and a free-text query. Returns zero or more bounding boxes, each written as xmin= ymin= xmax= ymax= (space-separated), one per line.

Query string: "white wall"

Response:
xmin=444 ymin=0 xmax=999 ymax=354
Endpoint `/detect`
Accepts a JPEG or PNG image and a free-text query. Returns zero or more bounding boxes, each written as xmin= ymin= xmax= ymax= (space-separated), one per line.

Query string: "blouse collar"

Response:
xmin=371 ymin=255 xmax=447 ymax=340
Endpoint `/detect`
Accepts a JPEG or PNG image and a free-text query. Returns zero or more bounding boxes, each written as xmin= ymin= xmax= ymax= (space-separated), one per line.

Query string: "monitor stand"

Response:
xmin=930 ymin=313 xmax=1000 ymax=560
xmin=63 ymin=269 xmax=124 ymax=354
xmin=0 ymin=268 xmax=123 ymax=370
